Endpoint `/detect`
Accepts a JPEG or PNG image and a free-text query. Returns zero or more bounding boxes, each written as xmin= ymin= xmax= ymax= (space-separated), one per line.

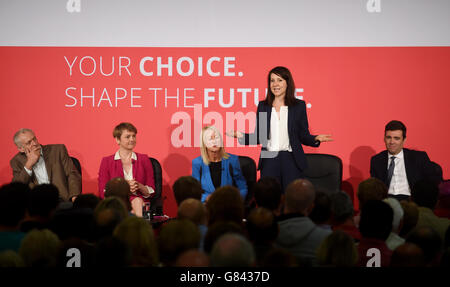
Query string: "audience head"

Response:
xmin=246 ymin=207 xmax=278 ymax=244
xmin=357 ymin=178 xmax=388 ymax=208
xmin=0 ymin=182 xmax=30 ymax=228
xmin=0 ymin=250 xmax=25 ymax=267
xmin=437 ymin=180 xmax=450 ymax=210
xmin=316 ymin=230 xmax=358 ymax=267
xmin=210 ymin=233 xmax=255 ymax=267
xmin=330 ymin=191 xmax=355 ymax=225
xmin=399 ymin=200 xmax=419 ymax=237
xmin=73 ymin=193 xmax=100 ymax=210
xmin=390 ymin=242 xmax=425 ymax=267
xmin=309 ymin=191 xmax=332 ymax=226
xmin=28 ymin=184 xmax=59 ymax=218
xmin=113 ymin=217 xmax=158 ymax=266
xmin=260 ymin=248 xmax=298 ymax=267
xmin=411 ymin=179 xmax=439 ymax=210
xmin=174 ymin=249 xmax=210 ymax=267
xmin=94 ymin=196 xmax=128 ymax=239
xmin=104 ymin=177 xmax=132 ymax=211
xmin=204 ymin=221 xmax=246 ymax=254
xmin=383 ymin=197 xmax=404 ymax=233
xmin=172 ymin=176 xmax=203 ymax=206
xmin=158 ymin=219 xmax=200 ymax=266
xmin=206 ymin=186 xmax=244 ymax=226
xmin=406 ymin=226 xmax=442 ymax=266
xmin=19 ymin=229 xmax=61 ymax=267
xmin=94 ymin=236 xmax=132 ymax=267
xmin=359 ymin=200 xmax=393 ymax=241
xmin=177 ymin=198 xmax=206 ymax=226
xmin=200 ymin=126 xmax=229 ymax=165
xmin=284 ymin=179 xmax=315 ymax=215
xmin=253 ymin=176 xmax=283 ymax=213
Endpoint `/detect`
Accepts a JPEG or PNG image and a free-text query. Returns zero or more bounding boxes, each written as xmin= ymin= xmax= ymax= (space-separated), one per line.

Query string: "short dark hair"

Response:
xmin=357 ymin=178 xmax=388 ymax=209
xmin=73 ymin=194 xmax=101 ymax=210
xmin=385 ymin=120 xmax=407 ymax=139
xmin=265 ymin=66 xmax=297 ymax=107
xmin=0 ymin=182 xmax=30 ymax=227
xmin=28 ymin=184 xmax=60 ymax=217
xmin=359 ymin=200 xmax=393 ymax=241
xmin=309 ymin=191 xmax=332 ymax=225
xmin=206 ymin=186 xmax=244 ymax=226
xmin=113 ymin=122 xmax=137 ymax=139
xmin=253 ymin=177 xmax=282 ymax=211
xmin=172 ymin=176 xmax=203 ymax=206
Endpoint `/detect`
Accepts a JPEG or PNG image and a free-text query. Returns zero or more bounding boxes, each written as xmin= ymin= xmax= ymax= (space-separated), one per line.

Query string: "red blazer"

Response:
xmin=98 ymin=152 xmax=155 ymax=201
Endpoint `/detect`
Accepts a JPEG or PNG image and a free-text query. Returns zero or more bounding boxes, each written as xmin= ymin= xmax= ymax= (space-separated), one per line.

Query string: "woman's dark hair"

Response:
xmin=264 ymin=66 xmax=297 ymax=107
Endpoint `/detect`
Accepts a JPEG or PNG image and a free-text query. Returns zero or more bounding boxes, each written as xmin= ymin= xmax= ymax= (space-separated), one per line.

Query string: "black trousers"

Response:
xmin=388 ymin=194 xmax=411 ymax=202
xmin=260 ymin=151 xmax=304 ymax=192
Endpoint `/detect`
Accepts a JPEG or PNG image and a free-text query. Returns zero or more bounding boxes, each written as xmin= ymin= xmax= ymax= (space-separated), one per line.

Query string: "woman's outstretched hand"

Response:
xmin=226 ymin=130 xmax=243 ymax=139
xmin=315 ymin=134 xmax=334 ymax=143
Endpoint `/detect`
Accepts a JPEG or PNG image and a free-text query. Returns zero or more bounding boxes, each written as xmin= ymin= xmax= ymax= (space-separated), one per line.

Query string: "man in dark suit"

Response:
xmin=370 ymin=120 xmax=441 ymax=201
xmin=10 ymin=128 xmax=81 ymax=202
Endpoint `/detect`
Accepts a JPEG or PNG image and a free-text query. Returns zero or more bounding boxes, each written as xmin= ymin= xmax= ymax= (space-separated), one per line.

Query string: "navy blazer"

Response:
xmin=239 ymin=99 xmax=319 ymax=171
xmin=370 ymin=148 xmax=440 ymax=189
xmin=192 ymin=153 xmax=248 ymax=202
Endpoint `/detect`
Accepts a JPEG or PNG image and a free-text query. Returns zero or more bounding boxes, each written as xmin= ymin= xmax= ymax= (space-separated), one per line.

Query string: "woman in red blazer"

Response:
xmin=98 ymin=122 xmax=155 ymax=217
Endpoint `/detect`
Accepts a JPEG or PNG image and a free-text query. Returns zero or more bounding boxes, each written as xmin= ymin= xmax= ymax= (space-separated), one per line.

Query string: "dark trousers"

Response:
xmin=388 ymin=194 xmax=411 ymax=202
xmin=260 ymin=151 xmax=303 ymax=192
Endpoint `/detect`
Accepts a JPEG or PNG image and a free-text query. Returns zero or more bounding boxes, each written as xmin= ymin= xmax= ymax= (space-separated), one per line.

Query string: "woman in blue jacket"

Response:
xmin=192 ymin=126 xmax=248 ymax=203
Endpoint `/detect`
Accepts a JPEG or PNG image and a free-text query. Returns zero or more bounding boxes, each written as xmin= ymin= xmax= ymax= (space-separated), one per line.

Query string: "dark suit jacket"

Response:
xmin=370 ymin=148 xmax=440 ymax=189
xmin=239 ymin=99 xmax=319 ymax=171
xmin=10 ymin=144 xmax=81 ymax=201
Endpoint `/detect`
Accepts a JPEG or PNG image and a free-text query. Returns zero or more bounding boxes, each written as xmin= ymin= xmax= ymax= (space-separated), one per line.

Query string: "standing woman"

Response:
xmin=192 ymin=126 xmax=247 ymax=203
xmin=98 ymin=122 xmax=155 ymax=217
xmin=228 ymin=66 xmax=333 ymax=192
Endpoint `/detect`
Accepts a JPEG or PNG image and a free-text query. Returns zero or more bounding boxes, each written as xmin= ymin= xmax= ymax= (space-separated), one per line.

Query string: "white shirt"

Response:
xmin=24 ymin=148 xmax=50 ymax=184
xmin=387 ymin=149 xmax=411 ymax=196
xmin=267 ymin=106 xmax=292 ymax=152
xmin=114 ymin=151 xmax=154 ymax=197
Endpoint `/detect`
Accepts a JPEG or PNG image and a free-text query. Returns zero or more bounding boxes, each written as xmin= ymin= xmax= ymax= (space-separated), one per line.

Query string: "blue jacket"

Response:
xmin=192 ymin=153 xmax=248 ymax=202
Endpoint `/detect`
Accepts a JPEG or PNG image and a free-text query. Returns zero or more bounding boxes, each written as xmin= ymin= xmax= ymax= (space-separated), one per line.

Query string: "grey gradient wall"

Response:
xmin=1 ymin=0 xmax=449 ymax=47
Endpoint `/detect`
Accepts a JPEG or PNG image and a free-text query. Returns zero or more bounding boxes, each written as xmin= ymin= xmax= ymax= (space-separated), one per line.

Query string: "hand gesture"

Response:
xmin=24 ymin=146 xmax=41 ymax=170
xmin=315 ymin=134 xmax=334 ymax=143
xmin=127 ymin=179 xmax=139 ymax=195
xmin=226 ymin=130 xmax=243 ymax=139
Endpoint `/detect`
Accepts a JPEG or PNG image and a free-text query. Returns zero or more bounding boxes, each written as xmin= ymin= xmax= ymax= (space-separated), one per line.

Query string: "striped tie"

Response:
xmin=386 ymin=156 xmax=396 ymax=188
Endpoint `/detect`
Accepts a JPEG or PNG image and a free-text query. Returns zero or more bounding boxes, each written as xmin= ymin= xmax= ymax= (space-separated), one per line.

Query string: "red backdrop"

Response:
xmin=1 ymin=47 xmax=449 ymax=216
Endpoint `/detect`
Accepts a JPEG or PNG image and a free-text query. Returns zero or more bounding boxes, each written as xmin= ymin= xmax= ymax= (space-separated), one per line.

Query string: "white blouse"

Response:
xmin=114 ymin=151 xmax=154 ymax=197
xmin=267 ymin=106 xmax=292 ymax=152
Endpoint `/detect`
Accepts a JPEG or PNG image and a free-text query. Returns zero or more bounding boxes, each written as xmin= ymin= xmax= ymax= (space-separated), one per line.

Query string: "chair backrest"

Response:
xmin=304 ymin=153 xmax=342 ymax=194
xmin=70 ymin=156 xmax=82 ymax=194
xmin=429 ymin=161 xmax=443 ymax=184
xmin=149 ymin=157 xmax=163 ymax=215
xmin=70 ymin=156 xmax=81 ymax=176
xmin=237 ymin=155 xmax=257 ymax=205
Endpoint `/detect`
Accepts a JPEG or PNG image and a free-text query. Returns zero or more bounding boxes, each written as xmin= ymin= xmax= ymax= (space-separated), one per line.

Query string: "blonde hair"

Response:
xmin=200 ymin=126 xmax=229 ymax=165
xmin=113 ymin=217 xmax=159 ymax=266
xmin=19 ymin=229 xmax=61 ymax=267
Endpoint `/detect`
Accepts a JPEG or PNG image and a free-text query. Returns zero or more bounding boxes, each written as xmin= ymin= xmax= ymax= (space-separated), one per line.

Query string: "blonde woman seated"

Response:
xmin=192 ymin=126 xmax=247 ymax=203
xmin=98 ymin=122 xmax=155 ymax=217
